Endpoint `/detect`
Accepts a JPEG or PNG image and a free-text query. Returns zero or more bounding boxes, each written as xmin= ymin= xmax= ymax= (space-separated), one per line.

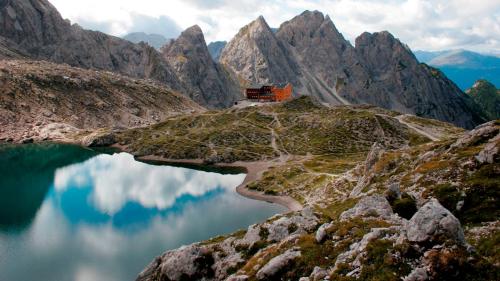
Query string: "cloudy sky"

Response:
xmin=49 ymin=0 xmax=499 ymax=54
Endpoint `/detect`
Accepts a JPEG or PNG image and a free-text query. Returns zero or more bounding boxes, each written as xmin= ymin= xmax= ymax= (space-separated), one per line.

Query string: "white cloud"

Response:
xmin=48 ymin=0 xmax=499 ymax=53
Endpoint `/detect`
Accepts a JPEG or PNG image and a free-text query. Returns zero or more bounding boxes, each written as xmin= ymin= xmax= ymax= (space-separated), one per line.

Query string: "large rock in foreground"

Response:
xmin=406 ymin=199 xmax=465 ymax=245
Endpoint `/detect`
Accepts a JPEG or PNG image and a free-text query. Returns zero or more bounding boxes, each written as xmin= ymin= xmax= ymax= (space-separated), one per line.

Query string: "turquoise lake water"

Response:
xmin=0 ymin=143 xmax=285 ymax=281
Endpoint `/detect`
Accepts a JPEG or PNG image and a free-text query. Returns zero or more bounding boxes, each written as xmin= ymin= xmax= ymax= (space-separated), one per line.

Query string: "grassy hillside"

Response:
xmin=467 ymin=80 xmax=500 ymax=120
xmin=117 ymin=97 xmax=461 ymax=163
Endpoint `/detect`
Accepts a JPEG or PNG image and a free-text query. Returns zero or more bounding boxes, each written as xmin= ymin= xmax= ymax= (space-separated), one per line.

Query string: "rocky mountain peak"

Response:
xmin=162 ymin=25 xmax=241 ymax=108
xmin=162 ymin=25 xmax=207 ymax=55
xmin=220 ymin=15 xmax=301 ymax=86
xmin=355 ymin=31 xmax=419 ymax=76
xmin=277 ymin=10 xmax=351 ymax=55
xmin=240 ymin=15 xmax=275 ymax=39
xmin=182 ymin=25 xmax=203 ymax=37
xmin=466 ymin=79 xmax=500 ymax=120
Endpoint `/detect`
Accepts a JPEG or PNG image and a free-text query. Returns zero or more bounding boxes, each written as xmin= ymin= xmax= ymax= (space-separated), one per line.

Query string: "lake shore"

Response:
xmin=136 ymin=154 xmax=303 ymax=212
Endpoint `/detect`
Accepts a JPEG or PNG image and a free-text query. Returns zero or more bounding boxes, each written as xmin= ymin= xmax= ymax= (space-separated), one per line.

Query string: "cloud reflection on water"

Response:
xmin=53 ymin=153 xmax=245 ymax=215
xmin=0 ymin=151 xmax=285 ymax=281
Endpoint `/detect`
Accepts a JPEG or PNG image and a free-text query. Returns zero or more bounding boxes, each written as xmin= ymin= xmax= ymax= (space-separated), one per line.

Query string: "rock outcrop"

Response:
xmin=162 ymin=25 xmax=241 ymax=108
xmin=340 ymin=195 xmax=394 ymax=221
xmin=256 ymin=248 xmax=301 ymax=280
xmin=406 ymin=199 xmax=465 ymax=244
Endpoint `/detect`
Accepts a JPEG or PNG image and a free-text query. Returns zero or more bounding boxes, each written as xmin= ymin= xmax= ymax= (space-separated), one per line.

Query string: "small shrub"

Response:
xmin=287 ymin=223 xmax=298 ymax=234
xmin=259 ymin=227 xmax=269 ymax=240
xmin=391 ymin=193 xmax=417 ymax=219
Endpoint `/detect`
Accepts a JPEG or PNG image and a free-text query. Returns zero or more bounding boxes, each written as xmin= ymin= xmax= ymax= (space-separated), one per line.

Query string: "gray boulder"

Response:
xmin=309 ymin=266 xmax=328 ymax=281
xmin=340 ymin=195 xmax=393 ymax=221
xmin=226 ymin=275 xmax=249 ymax=281
xmin=136 ymin=245 xmax=213 ymax=281
xmin=403 ymin=267 xmax=428 ymax=281
xmin=406 ymin=199 xmax=465 ymax=244
xmin=315 ymin=222 xmax=332 ymax=243
xmin=256 ymin=249 xmax=301 ymax=280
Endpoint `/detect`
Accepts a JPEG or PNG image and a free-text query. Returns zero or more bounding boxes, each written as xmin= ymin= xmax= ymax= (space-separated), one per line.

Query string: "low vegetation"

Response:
xmin=127 ymin=98 xmax=498 ymax=281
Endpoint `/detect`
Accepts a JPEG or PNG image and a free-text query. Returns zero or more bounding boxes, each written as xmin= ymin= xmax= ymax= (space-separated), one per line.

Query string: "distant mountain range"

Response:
xmin=207 ymin=41 xmax=227 ymax=61
xmin=415 ymin=50 xmax=500 ymax=90
xmin=0 ymin=0 xmax=489 ymax=128
xmin=122 ymin=32 xmax=169 ymax=50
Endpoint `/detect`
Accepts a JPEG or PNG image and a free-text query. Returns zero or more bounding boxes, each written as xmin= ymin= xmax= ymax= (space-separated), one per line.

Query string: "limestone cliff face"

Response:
xmin=0 ymin=0 xmax=183 ymax=90
xmin=162 ymin=26 xmax=241 ymax=108
xmin=276 ymin=11 xmax=365 ymax=104
xmin=219 ymin=16 xmax=302 ymax=88
xmin=354 ymin=31 xmax=486 ymax=129
xmin=220 ymin=11 xmax=487 ymax=128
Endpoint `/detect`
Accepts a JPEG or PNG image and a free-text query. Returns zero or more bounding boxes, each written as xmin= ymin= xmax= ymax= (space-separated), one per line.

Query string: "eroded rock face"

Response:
xmin=0 ymin=0 xmax=182 ymax=91
xmin=219 ymin=16 xmax=301 ymax=87
xmin=476 ymin=135 xmax=499 ymax=164
xmin=162 ymin=25 xmax=241 ymax=108
xmin=350 ymin=142 xmax=385 ymax=196
xmin=451 ymin=120 xmax=499 ymax=151
xmin=255 ymin=248 xmax=301 ymax=280
xmin=137 ymin=245 xmax=214 ymax=281
xmin=315 ymin=222 xmax=332 ymax=243
xmin=406 ymin=199 xmax=465 ymax=245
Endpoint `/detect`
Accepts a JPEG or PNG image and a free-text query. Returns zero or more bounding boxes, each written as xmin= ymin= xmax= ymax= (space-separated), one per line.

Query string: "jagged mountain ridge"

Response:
xmin=0 ymin=2 xmax=489 ymax=128
xmin=0 ymin=0 xmax=238 ymax=109
xmin=0 ymin=0 xmax=183 ymax=90
xmin=220 ymin=11 xmax=487 ymax=129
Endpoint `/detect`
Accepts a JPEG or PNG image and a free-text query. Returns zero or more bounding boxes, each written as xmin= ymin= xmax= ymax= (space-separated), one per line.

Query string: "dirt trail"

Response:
xmin=396 ymin=115 xmax=440 ymax=141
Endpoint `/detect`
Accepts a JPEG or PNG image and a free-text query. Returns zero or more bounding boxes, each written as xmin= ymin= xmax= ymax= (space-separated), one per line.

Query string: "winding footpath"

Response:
xmin=396 ymin=115 xmax=440 ymax=141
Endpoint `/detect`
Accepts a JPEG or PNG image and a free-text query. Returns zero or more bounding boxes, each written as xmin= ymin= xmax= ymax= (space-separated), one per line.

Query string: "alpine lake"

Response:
xmin=0 ymin=143 xmax=285 ymax=281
